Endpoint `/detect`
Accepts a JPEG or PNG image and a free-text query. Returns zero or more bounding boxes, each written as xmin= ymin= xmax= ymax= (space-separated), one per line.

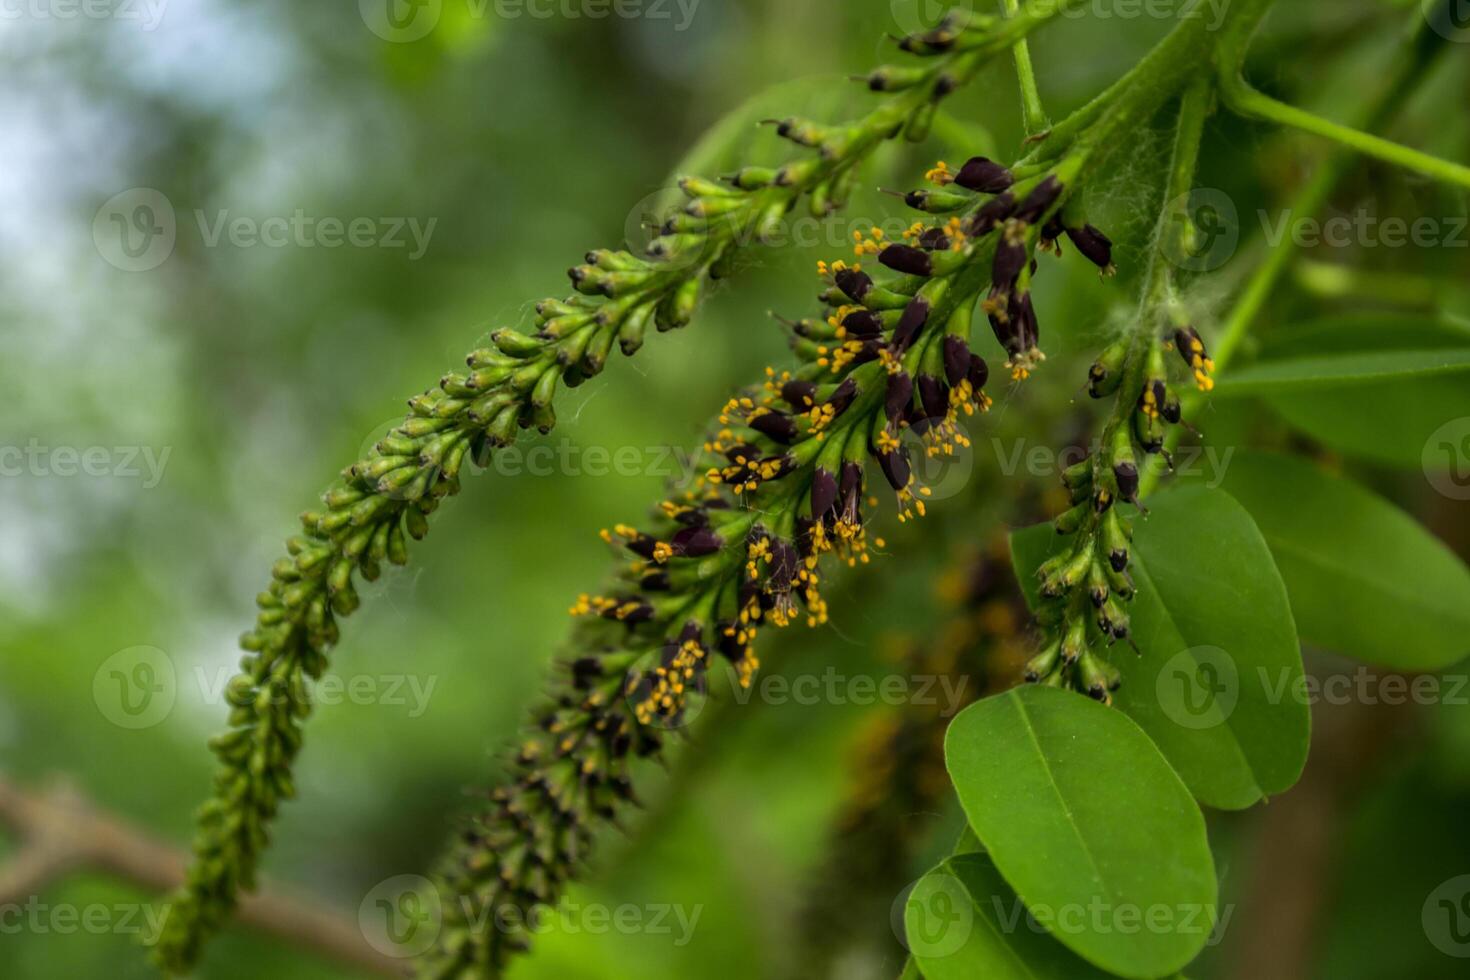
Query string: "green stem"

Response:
xmin=1001 ymin=0 xmax=1049 ymax=136
xmin=1138 ymin=2 xmax=1460 ymax=497
xmin=1217 ymin=77 xmax=1470 ymax=192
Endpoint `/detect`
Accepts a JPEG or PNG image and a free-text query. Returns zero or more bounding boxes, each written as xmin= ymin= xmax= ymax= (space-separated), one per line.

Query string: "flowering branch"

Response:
xmin=152 ymin=5 xmax=1089 ymax=974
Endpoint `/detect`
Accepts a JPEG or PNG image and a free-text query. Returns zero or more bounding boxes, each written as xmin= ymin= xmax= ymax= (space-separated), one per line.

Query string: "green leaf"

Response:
xmin=1213 ymin=349 xmax=1470 ymax=393
xmin=1233 ymin=316 xmax=1470 ymax=467
xmin=1204 ymin=451 xmax=1470 ymax=670
xmin=944 ymin=686 xmax=1217 ymax=978
xmin=906 ymin=852 xmax=1120 ymax=980
xmin=1010 ymin=486 xmax=1309 ymax=810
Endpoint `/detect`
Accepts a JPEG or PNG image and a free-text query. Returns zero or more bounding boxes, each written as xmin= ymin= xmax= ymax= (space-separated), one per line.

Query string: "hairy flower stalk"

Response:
xmin=1026 ymin=76 xmax=1215 ymax=700
xmin=151 ymin=6 xmax=1092 ymax=972
xmin=418 ymin=131 xmax=1135 ymax=973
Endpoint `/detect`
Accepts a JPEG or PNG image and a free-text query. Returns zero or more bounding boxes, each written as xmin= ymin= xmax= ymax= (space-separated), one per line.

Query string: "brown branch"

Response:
xmin=0 ymin=772 xmax=406 ymax=978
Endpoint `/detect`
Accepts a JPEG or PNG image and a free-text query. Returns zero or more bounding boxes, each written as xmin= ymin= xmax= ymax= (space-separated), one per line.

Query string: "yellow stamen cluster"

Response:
xmin=746 ymin=536 xmax=772 ymax=581
xmin=817 ymin=339 xmax=870 ymax=375
xmin=811 ymin=508 xmax=875 ymax=569
xmin=853 ymin=226 xmax=886 ymax=258
xmin=925 ymin=160 xmax=954 ymax=185
xmin=1007 ymin=348 xmax=1046 ymax=382
xmin=920 ymin=381 xmax=987 ymax=459
xmin=631 ymin=637 xmax=706 ymax=726
xmin=1141 ymin=383 xmax=1162 ymax=420
xmin=569 ymin=593 xmax=645 ymax=620
xmin=817 ymin=259 xmax=859 ymax=279
xmin=894 ymin=477 xmax=932 ymax=524
xmin=1183 ymin=337 xmax=1215 ymax=391
xmin=902 ymin=217 xmax=968 ymax=252
xmin=718 ymin=396 xmax=758 ymax=427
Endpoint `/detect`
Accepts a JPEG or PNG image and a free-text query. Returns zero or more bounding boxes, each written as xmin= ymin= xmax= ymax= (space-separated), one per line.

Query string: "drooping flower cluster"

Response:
xmin=1026 ymin=324 xmax=1217 ymax=701
xmin=151 ymin=12 xmax=1088 ymax=971
xmin=421 ymin=139 xmax=1132 ymax=973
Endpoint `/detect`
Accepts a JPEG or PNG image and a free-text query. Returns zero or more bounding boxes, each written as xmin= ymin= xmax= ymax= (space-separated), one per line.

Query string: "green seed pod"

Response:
xmin=1087 ymin=560 xmax=1111 ymax=608
xmin=1105 ymin=561 xmax=1135 ymax=600
xmin=404 ymin=506 xmax=429 ymax=541
xmin=331 ymin=580 xmax=360 ymax=617
xmin=581 ymin=322 xmax=618 ymax=377
xmin=538 ymin=312 xmax=595 ymax=341
xmin=1101 ymin=507 xmax=1130 ymax=572
xmin=1059 ymin=544 xmax=1094 ymax=590
xmin=728 ymin=166 xmax=777 ymax=190
xmin=1060 ymin=456 xmax=1094 ymax=491
xmin=1088 ymin=339 xmax=1128 ymax=398
xmin=486 ymin=405 xmax=519 ymax=447
xmin=400 ymin=417 xmax=455 ymax=438
xmin=903 ymin=188 xmax=973 ymax=214
xmin=1061 ymin=615 xmax=1089 ymax=664
xmin=767 ymin=116 xmax=827 ymax=147
xmin=491 ymin=328 xmax=544 ymax=359
xmin=865 ymin=64 xmax=931 ymax=92
xmin=466 ymin=389 xmax=518 ymax=426
xmin=808 ymin=182 xmax=833 ymax=218
xmin=1054 ymin=500 xmax=1090 ymax=535
xmin=1076 ymin=651 xmax=1120 ymax=701
xmin=531 ymin=399 xmax=555 ymax=436
xmin=1098 ymin=594 xmax=1130 ymax=640
xmin=375 ymin=434 xmax=420 ymax=457
xmin=510 ymin=361 xmax=548 ymax=393
xmin=354 ymin=455 xmax=415 ymax=482
xmin=315 ymin=509 xmax=352 ymax=534
xmin=530 ymin=364 xmax=559 ymax=410
xmin=904 ymin=101 xmax=936 ymax=143
xmin=657 ymin=277 xmax=700 ymax=332
xmin=386 ymin=520 xmax=410 ymax=566
xmin=684 ymin=195 xmax=744 ymax=219
xmin=863 ymin=283 xmax=921 ymax=310
xmin=429 ymin=397 xmax=469 ymax=419
xmin=534 ymin=297 xmax=582 ymax=322
xmin=1024 ymin=639 xmax=1062 ymax=683
xmin=1133 ymin=406 xmax=1165 ymax=454
xmin=367 ymin=522 xmax=391 ymax=564
xmin=677 ymin=176 xmax=734 ymax=199
xmin=615 ymin=301 xmax=654 ymax=356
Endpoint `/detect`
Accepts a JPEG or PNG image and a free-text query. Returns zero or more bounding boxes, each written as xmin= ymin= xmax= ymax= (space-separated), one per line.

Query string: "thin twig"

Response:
xmin=0 ymin=773 xmax=405 ymax=978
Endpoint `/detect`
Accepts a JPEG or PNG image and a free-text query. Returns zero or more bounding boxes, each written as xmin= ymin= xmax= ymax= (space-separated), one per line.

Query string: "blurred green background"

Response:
xmin=3 ymin=1 xmax=1469 ymax=978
